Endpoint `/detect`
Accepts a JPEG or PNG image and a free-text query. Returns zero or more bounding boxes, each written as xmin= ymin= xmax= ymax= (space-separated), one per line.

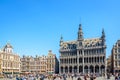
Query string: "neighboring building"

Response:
xmin=21 ymin=55 xmax=47 ymax=74
xmin=59 ymin=24 xmax=106 ymax=74
xmin=21 ymin=50 xmax=59 ymax=74
xmin=0 ymin=43 xmax=20 ymax=76
xmin=21 ymin=55 xmax=41 ymax=74
xmin=106 ymin=55 xmax=112 ymax=73
xmin=0 ymin=51 xmax=2 ymax=76
xmin=20 ymin=55 xmax=28 ymax=73
xmin=47 ymin=50 xmax=59 ymax=74
xmin=111 ymin=40 xmax=120 ymax=74
xmin=39 ymin=55 xmax=47 ymax=74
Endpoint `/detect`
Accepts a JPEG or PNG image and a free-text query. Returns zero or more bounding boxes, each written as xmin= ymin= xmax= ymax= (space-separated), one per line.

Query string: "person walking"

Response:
xmin=90 ymin=75 xmax=94 ymax=80
xmin=63 ymin=74 xmax=66 ymax=80
xmin=84 ymin=75 xmax=87 ymax=80
xmin=77 ymin=77 xmax=82 ymax=80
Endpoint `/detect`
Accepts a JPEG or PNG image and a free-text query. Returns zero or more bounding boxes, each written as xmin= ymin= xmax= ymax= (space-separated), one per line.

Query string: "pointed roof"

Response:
xmin=101 ymin=28 xmax=105 ymax=38
xmin=78 ymin=24 xmax=83 ymax=40
xmin=78 ymin=24 xmax=83 ymax=33
xmin=79 ymin=24 xmax=82 ymax=30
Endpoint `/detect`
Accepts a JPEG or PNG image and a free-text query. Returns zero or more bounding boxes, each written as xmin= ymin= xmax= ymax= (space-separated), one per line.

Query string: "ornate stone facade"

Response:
xmin=21 ymin=50 xmax=59 ymax=74
xmin=47 ymin=50 xmax=59 ymax=74
xmin=0 ymin=43 xmax=20 ymax=76
xmin=59 ymin=24 xmax=106 ymax=74
xmin=111 ymin=40 xmax=120 ymax=74
xmin=21 ymin=55 xmax=41 ymax=74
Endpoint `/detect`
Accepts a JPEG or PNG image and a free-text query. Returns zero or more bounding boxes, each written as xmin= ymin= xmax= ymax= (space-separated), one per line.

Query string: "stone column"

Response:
xmin=88 ymin=66 xmax=89 ymax=74
xmin=63 ymin=67 xmax=65 ymax=74
xmin=68 ymin=66 xmax=69 ymax=74
xmin=104 ymin=48 xmax=106 ymax=77
xmin=72 ymin=66 xmax=74 ymax=73
xmin=59 ymin=65 xmax=61 ymax=74
xmin=59 ymin=57 xmax=61 ymax=74
xmin=99 ymin=66 xmax=101 ymax=75
xmin=77 ymin=50 xmax=79 ymax=73
xmin=82 ymin=49 xmax=84 ymax=74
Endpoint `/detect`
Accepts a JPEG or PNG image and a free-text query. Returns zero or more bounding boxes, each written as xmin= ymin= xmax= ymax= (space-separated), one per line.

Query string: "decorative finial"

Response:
xmin=101 ymin=28 xmax=105 ymax=45
xmin=79 ymin=24 xmax=82 ymax=30
xmin=60 ymin=35 xmax=63 ymax=46
xmin=60 ymin=35 xmax=63 ymax=42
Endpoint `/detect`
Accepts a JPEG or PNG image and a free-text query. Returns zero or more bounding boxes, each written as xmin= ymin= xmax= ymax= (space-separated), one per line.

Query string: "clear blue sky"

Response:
xmin=0 ymin=0 xmax=120 ymax=58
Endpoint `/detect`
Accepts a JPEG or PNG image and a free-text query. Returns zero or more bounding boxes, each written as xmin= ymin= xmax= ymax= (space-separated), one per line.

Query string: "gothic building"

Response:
xmin=59 ymin=24 xmax=106 ymax=74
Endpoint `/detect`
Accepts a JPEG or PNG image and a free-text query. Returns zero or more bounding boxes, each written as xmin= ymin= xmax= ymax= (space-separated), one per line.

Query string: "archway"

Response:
xmin=95 ymin=65 xmax=99 ymax=73
xmin=61 ymin=67 xmax=63 ymax=73
xmin=90 ymin=65 xmax=94 ymax=73
xmin=79 ymin=66 xmax=83 ymax=73
xmin=74 ymin=66 xmax=77 ymax=73
xmin=65 ymin=66 xmax=68 ymax=73
xmin=84 ymin=65 xmax=88 ymax=73
xmin=101 ymin=65 xmax=105 ymax=74
xmin=69 ymin=66 xmax=72 ymax=73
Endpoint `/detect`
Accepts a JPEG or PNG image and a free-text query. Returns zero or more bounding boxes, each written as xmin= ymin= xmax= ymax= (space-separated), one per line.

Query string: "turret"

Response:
xmin=77 ymin=24 xmax=84 ymax=47
xmin=101 ymin=29 xmax=106 ymax=45
xmin=60 ymin=35 xmax=63 ymax=46
xmin=78 ymin=24 xmax=83 ymax=41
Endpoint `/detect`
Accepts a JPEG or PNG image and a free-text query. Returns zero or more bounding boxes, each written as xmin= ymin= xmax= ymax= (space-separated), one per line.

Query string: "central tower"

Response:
xmin=77 ymin=24 xmax=84 ymax=47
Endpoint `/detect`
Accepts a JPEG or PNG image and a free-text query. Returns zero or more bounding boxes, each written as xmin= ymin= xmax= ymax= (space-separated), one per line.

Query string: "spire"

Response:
xmin=78 ymin=24 xmax=83 ymax=40
xmin=101 ymin=28 xmax=106 ymax=45
xmin=101 ymin=28 xmax=105 ymax=39
xmin=60 ymin=35 xmax=63 ymax=46
xmin=79 ymin=24 xmax=82 ymax=30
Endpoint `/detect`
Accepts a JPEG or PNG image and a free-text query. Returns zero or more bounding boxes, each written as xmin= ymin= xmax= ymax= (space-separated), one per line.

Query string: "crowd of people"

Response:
xmin=1 ymin=73 xmax=117 ymax=80
xmin=14 ymin=73 xmax=102 ymax=80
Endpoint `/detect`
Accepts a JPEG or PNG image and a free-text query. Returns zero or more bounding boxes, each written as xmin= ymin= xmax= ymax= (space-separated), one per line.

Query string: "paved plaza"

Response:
xmin=54 ymin=76 xmax=115 ymax=80
xmin=0 ymin=76 xmax=115 ymax=80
